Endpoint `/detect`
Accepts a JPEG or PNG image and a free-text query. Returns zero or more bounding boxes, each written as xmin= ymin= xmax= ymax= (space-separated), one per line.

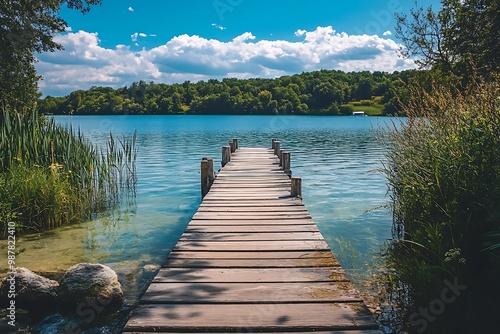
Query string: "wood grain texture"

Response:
xmin=121 ymin=146 xmax=380 ymax=333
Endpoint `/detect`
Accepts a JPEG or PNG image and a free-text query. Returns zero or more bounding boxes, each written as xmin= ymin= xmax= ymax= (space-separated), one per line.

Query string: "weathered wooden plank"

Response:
xmin=200 ymin=198 xmax=300 ymax=202
xmin=163 ymin=257 xmax=339 ymax=268
xmin=141 ymin=282 xmax=362 ymax=303
xmin=179 ymin=232 xmax=324 ymax=241
xmin=210 ymin=184 xmax=290 ymax=188
xmin=168 ymin=250 xmax=334 ymax=259
xmin=184 ymin=225 xmax=319 ymax=233
xmin=173 ymin=240 xmax=329 ymax=252
xmin=203 ymin=196 xmax=294 ymax=201
xmin=188 ymin=219 xmax=316 ymax=225
xmin=197 ymin=207 xmax=307 ymax=213
xmin=194 ymin=210 xmax=310 ymax=216
xmin=153 ymin=267 xmax=349 ymax=283
xmin=123 ymin=331 xmax=384 ymax=334
xmin=124 ymin=303 xmax=378 ymax=332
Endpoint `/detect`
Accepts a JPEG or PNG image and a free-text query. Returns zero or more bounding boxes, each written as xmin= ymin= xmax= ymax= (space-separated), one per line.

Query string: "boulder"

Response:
xmin=58 ymin=263 xmax=123 ymax=309
xmin=0 ymin=267 xmax=59 ymax=308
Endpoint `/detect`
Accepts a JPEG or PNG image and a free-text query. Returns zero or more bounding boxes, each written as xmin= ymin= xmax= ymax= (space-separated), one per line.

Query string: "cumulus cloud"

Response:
xmin=37 ymin=31 xmax=161 ymax=95
xmin=211 ymin=23 xmax=226 ymax=30
xmin=36 ymin=26 xmax=416 ymax=96
xmin=128 ymin=7 xmax=134 ymax=12
xmin=383 ymin=31 xmax=392 ymax=36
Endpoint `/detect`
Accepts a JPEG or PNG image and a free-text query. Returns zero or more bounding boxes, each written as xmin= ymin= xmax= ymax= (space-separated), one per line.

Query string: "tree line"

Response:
xmin=38 ymin=69 xmax=424 ymax=116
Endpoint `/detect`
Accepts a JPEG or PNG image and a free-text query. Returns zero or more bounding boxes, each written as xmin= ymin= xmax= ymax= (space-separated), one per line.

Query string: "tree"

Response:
xmin=0 ymin=0 xmax=102 ymax=112
xmin=396 ymin=0 xmax=500 ymax=78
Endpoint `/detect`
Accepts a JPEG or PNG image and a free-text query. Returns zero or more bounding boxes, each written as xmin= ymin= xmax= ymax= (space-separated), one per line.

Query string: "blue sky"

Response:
xmin=37 ymin=0 xmax=441 ymax=96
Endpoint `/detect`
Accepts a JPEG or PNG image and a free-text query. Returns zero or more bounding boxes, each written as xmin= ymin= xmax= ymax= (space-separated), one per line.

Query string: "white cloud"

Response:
xmin=36 ymin=27 xmax=416 ymax=96
xmin=128 ymin=7 xmax=134 ymax=12
xmin=295 ymin=29 xmax=306 ymax=37
xmin=383 ymin=31 xmax=392 ymax=36
xmin=211 ymin=23 xmax=226 ymax=31
xmin=131 ymin=32 xmax=148 ymax=43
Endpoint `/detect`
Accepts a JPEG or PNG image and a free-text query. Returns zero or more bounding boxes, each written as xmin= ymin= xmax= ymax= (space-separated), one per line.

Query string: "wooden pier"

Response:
xmin=123 ymin=140 xmax=381 ymax=333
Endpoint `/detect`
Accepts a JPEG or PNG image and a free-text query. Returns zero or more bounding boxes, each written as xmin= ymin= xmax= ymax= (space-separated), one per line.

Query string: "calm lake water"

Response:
xmin=1 ymin=115 xmax=395 ymax=332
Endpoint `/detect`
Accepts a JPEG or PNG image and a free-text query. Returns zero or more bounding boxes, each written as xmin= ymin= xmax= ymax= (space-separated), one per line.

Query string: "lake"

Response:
xmin=1 ymin=115 xmax=394 ymax=332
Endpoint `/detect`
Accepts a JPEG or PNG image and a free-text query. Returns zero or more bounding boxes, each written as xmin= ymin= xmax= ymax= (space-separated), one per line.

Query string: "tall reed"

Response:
xmin=0 ymin=111 xmax=137 ymax=236
xmin=379 ymin=78 xmax=500 ymax=333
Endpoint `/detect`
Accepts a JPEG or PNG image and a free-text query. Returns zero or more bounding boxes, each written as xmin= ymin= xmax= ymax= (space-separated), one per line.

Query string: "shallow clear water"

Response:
xmin=0 ymin=115 xmax=394 ymax=332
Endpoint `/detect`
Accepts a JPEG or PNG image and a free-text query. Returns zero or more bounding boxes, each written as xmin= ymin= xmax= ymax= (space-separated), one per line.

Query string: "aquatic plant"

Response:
xmin=380 ymin=78 xmax=500 ymax=333
xmin=0 ymin=111 xmax=137 ymax=236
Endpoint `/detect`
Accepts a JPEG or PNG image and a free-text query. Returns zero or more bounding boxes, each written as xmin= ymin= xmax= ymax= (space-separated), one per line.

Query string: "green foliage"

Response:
xmin=0 ymin=0 xmax=102 ymax=112
xmin=339 ymin=104 xmax=354 ymax=115
xmin=0 ymin=164 xmax=81 ymax=234
xmin=396 ymin=0 xmax=500 ymax=79
xmin=380 ymin=78 xmax=500 ymax=333
xmin=0 ymin=111 xmax=137 ymax=237
xmin=38 ymin=70 xmax=422 ymax=116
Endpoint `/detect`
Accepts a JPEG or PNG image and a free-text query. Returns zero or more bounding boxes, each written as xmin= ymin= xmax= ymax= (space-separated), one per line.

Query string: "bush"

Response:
xmin=380 ymin=78 xmax=500 ymax=333
xmin=339 ymin=104 xmax=354 ymax=115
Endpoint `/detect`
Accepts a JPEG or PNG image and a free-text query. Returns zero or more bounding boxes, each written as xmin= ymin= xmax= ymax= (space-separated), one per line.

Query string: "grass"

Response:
xmin=347 ymin=99 xmax=385 ymax=116
xmin=0 ymin=111 xmax=137 ymax=237
xmin=378 ymin=78 xmax=500 ymax=333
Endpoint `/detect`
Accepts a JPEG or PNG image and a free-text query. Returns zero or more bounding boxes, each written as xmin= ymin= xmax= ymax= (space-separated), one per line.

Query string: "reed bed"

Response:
xmin=0 ymin=111 xmax=137 ymax=236
xmin=379 ymin=78 xmax=500 ymax=333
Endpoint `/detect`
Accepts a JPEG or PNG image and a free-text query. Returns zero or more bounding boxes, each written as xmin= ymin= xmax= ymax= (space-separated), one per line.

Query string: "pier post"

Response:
xmin=222 ymin=146 xmax=231 ymax=167
xmin=272 ymin=138 xmax=277 ymax=149
xmin=282 ymin=151 xmax=291 ymax=176
xmin=201 ymin=158 xmax=209 ymax=198
xmin=291 ymin=176 xmax=302 ymax=197
xmin=207 ymin=157 xmax=215 ymax=189
xmin=274 ymin=141 xmax=280 ymax=156
xmin=279 ymin=149 xmax=285 ymax=166
xmin=229 ymin=141 xmax=236 ymax=153
xmin=233 ymin=138 xmax=238 ymax=150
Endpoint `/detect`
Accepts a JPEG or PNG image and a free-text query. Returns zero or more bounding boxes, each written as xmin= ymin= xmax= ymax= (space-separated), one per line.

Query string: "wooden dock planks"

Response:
xmin=122 ymin=147 xmax=381 ymax=333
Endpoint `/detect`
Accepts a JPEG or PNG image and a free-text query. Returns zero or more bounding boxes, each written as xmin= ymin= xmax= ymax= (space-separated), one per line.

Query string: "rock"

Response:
xmin=143 ymin=264 xmax=159 ymax=272
xmin=0 ymin=267 xmax=59 ymax=308
xmin=59 ymin=263 xmax=123 ymax=309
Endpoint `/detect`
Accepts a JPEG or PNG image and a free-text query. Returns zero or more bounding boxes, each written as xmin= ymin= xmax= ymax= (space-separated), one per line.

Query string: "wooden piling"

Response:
xmin=207 ymin=157 xmax=215 ymax=189
xmin=222 ymin=146 xmax=231 ymax=167
xmin=229 ymin=141 xmax=235 ymax=153
xmin=272 ymin=138 xmax=277 ymax=149
xmin=232 ymin=138 xmax=238 ymax=150
xmin=279 ymin=149 xmax=285 ymax=166
xmin=274 ymin=141 xmax=281 ymax=156
xmin=291 ymin=176 xmax=302 ymax=197
xmin=201 ymin=158 xmax=209 ymax=198
xmin=282 ymin=151 xmax=291 ymax=176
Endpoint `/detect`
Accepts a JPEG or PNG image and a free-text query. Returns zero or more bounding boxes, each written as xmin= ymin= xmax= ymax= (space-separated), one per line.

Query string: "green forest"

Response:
xmin=38 ymin=69 xmax=423 ymax=116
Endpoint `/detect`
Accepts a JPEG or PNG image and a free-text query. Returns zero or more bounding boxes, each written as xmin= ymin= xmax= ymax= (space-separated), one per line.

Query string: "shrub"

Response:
xmin=339 ymin=104 xmax=354 ymax=115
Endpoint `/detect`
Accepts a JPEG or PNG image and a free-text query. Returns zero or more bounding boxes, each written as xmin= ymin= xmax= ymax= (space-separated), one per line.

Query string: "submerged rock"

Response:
xmin=59 ymin=263 xmax=123 ymax=309
xmin=0 ymin=267 xmax=59 ymax=308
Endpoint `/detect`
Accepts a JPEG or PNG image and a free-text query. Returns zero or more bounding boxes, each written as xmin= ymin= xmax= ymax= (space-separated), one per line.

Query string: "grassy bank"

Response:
xmin=0 ymin=111 xmax=137 ymax=237
xmin=379 ymin=79 xmax=500 ymax=332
